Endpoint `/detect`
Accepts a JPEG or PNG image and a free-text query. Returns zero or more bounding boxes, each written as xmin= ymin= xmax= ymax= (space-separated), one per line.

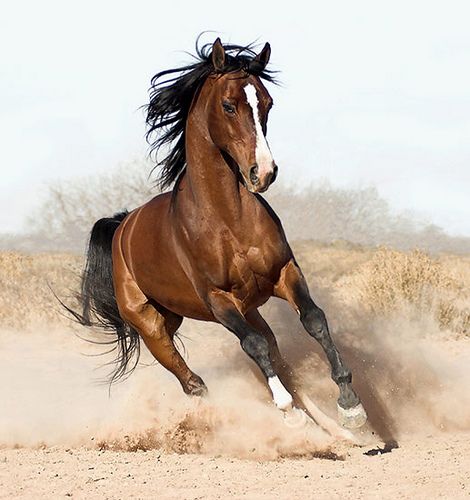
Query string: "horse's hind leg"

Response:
xmin=140 ymin=305 xmax=207 ymax=396
xmin=115 ymin=280 xmax=207 ymax=396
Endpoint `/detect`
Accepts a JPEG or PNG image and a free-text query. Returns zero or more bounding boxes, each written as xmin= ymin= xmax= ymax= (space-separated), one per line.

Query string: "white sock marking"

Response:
xmin=268 ymin=376 xmax=293 ymax=410
xmin=243 ymin=83 xmax=274 ymax=178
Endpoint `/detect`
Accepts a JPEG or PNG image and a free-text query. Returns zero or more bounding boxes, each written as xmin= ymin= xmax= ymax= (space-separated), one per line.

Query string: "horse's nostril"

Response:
xmin=271 ymin=164 xmax=278 ymax=184
xmin=249 ymin=164 xmax=259 ymax=185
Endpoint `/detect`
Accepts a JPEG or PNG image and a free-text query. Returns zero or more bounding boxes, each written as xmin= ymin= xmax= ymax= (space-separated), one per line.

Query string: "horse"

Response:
xmin=75 ymin=38 xmax=367 ymax=429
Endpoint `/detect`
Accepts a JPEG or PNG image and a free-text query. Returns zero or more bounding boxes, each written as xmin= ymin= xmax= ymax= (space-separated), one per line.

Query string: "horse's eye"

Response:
xmin=222 ymin=102 xmax=236 ymax=114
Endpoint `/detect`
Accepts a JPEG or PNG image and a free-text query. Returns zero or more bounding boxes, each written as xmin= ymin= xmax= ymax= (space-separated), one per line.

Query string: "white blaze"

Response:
xmin=243 ymin=83 xmax=274 ymax=178
xmin=268 ymin=376 xmax=293 ymax=410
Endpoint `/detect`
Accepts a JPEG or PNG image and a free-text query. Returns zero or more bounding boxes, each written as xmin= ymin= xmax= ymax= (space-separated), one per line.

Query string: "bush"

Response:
xmin=341 ymin=247 xmax=470 ymax=336
xmin=25 ymin=159 xmax=158 ymax=252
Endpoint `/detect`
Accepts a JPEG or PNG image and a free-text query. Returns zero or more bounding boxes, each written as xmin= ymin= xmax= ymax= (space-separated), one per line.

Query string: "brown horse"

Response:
xmin=76 ymin=38 xmax=366 ymax=429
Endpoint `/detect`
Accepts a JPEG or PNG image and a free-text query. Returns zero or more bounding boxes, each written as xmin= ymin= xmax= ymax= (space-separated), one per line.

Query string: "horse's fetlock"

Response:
xmin=337 ymin=383 xmax=360 ymax=409
xmin=334 ymin=368 xmax=352 ymax=385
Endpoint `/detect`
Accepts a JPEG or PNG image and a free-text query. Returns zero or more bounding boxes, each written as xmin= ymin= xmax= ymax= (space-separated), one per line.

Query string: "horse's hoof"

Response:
xmin=283 ymin=407 xmax=308 ymax=428
xmin=183 ymin=376 xmax=208 ymax=397
xmin=337 ymin=402 xmax=367 ymax=429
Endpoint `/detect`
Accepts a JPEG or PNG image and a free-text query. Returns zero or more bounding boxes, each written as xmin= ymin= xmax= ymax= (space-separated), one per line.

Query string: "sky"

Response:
xmin=1 ymin=0 xmax=469 ymax=235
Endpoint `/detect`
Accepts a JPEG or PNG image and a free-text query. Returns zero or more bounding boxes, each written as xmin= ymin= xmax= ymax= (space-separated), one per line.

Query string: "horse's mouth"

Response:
xmin=239 ymin=171 xmax=268 ymax=193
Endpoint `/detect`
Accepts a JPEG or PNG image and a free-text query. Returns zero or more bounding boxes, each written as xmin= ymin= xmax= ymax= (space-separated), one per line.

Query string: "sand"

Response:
xmin=2 ymin=432 xmax=470 ymax=499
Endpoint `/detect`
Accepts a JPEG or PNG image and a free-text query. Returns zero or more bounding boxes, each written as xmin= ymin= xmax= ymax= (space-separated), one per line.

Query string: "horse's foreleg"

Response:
xmin=245 ymin=309 xmax=288 ymax=373
xmin=208 ymin=292 xmax=293 ymax=410
xmin=274 ymin=260 xmax=367 ymax=429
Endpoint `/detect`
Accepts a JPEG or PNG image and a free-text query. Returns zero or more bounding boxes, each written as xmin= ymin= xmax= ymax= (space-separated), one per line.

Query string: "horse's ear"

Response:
xmin=211 ymin=38 xmax=226 ymax=71
xmin=252 ymin=42 xmax=271 ymax=71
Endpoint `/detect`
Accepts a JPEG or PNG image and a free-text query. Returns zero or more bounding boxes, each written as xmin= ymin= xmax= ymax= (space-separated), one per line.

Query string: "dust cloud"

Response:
xmin=1 ymin=296 xmax=469 ymax=459
xmin=268 ymin=299 xmax=470 ymax=446
xmin=0 ymin=323 xmax=334 ymax=460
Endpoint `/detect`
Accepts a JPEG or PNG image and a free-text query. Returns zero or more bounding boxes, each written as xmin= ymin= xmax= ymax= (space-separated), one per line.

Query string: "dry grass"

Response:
xmin=1 ymin=244 xmax=469 ymax=337
xmin=0 ymin=252 xmax=81 ymax=329
xmin=338 ymin=247 xmax=470 ymax=336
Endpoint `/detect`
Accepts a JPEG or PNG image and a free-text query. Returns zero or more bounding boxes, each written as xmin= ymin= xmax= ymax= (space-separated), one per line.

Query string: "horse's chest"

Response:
xmin=228 ymin=244 xmax=283 ymax=303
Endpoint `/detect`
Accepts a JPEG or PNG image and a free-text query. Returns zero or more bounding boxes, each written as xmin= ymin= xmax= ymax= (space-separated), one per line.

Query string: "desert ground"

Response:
xmin=1 ymin=241 xmax=470 ymax=498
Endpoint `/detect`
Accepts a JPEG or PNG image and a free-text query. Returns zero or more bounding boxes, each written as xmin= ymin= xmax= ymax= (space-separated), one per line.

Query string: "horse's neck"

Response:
xmin=182 ymin=117 xmax=244 ymax=216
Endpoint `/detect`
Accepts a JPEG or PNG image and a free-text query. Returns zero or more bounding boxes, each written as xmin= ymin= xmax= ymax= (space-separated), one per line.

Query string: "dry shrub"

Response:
xmin=24 ymin=159 xmax=158 ymax=252
xmin=0 ymin=252 xmax=81 ymax=329
xmin=341 ymin=247 xmax=470 ymax=336
xmin=357 ymin=248 xmax=456 ymax=308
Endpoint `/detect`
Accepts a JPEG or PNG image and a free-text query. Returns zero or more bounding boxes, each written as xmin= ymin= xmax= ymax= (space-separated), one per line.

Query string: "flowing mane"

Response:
xmin=145 ymin=39 xmax=277 ymax=189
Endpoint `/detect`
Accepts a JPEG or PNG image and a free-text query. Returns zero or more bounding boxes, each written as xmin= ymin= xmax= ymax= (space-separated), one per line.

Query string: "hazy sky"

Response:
xmin=1 ymin=0 xmax=469 ymax=235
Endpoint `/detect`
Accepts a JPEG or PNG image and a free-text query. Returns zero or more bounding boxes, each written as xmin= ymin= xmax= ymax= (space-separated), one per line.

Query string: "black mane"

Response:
xmin=145 ymin=38 xmax=277 ymax=189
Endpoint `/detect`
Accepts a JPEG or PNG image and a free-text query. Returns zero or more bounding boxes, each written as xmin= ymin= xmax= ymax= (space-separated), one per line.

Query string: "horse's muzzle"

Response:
xmin=248 ymin=163 xmax=278 ymax=193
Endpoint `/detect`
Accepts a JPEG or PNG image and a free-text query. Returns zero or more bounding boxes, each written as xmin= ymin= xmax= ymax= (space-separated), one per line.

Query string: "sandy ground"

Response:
xmin=1 ymin=432 xmax=470 ymax=500
xmin=1 ymin=248 xmax=470 ymax=499
xmin=1 ymin=321 xmax=469 ymax=499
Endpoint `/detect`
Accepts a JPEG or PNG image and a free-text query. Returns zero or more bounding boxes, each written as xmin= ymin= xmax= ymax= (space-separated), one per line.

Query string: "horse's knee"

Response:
xmin=241 ymin=332 xmax=275 ymax=378
xmin=301 ymin=307 xmax=328 ymax=339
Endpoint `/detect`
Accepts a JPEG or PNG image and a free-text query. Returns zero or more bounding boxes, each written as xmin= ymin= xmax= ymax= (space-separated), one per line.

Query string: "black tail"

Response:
xmin=67 ymin=211 xmax=141 ymax=383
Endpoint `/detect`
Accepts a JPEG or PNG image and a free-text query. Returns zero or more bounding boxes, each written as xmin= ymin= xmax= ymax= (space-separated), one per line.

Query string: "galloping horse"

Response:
xmin=77 ymin=38 xmax=366 ymax=429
